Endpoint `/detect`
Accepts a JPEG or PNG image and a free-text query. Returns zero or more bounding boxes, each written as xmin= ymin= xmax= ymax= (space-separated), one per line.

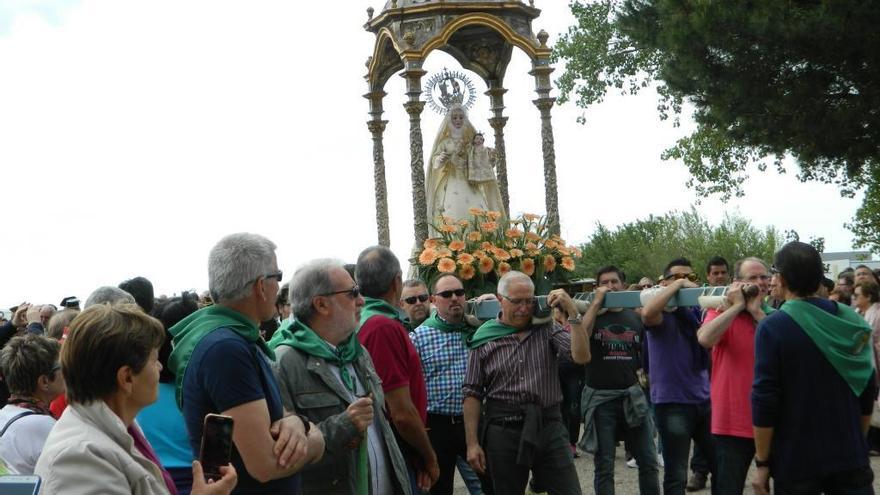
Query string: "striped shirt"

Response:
xmin=410 ymin=322 xmax=470 ymax=416
xmin=463 ymin=321 xmax=572 ymax=408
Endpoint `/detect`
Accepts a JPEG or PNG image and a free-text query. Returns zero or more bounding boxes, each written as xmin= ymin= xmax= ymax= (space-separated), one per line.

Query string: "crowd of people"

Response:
xmin=0 ymin=233 xmax=879 ymax=495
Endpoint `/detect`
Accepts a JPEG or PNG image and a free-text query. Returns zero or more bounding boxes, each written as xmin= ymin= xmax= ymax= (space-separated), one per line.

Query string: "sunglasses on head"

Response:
xmin=319 ymin=285 xmax=360 ymax=299
xmin=403 ymin=294 xmax=430 ymax=304
xmin=664 ymin=272 xmax=698 ymax=282
xmin=434 ymin=288 xmax=466 ymax=298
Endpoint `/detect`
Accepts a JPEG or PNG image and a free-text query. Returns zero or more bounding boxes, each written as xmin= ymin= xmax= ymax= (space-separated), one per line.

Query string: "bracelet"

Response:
xmin=754 ymin=458 xmax=770 ymax=468
xmin=296 ymin=414 xmax=311 ymax=436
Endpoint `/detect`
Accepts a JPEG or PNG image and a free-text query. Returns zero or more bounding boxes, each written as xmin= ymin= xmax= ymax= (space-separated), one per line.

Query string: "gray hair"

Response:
xmin=355 ymin=246 xmax=401 ymax=298
xmin=497 ymin=271 xmax=534 ymax=297
xmin=289 ymin=259 xmax=344 ymax=324
xmin=84 ymin=286 xmax=136 ymax=309
xmin=208 ymin=233 xmax=277 ymax=303
xmin=733 ymin=257 xmax=769 ymax=280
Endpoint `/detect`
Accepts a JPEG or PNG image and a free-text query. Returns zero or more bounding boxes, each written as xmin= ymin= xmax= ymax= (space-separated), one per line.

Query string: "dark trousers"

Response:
xmin=559 ymin=361 xmax=584 ymax=445
xmin=774 ymin=465 xmax=874 ymax=495
xmin=484 ymin=417 xmax=582 ymax=495
xmin=691 ymin=439 xmax=710 ymax=475
xmin=654 ymin=402 xmax=717 ymax=495
xmin=427 ymin=414 xmax=491 ymax=495
xmin=712 ymin=435 xmax=754 ymax=495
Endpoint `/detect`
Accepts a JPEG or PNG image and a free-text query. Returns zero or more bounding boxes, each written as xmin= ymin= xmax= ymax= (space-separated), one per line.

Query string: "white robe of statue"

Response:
xmin=425 ymin=105 xmax=506 ymax=235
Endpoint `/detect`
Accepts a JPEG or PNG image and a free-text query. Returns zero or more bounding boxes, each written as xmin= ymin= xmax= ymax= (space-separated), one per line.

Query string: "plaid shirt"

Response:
xmin=410 ymin=321 xmax=470 ymax=416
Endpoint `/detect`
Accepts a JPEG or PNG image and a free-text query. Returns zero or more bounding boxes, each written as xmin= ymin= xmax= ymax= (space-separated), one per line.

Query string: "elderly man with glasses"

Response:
xmin=641 ymin=257 xmax=717 ymax=495
xmin=463 ymin=271 xmax=588 ymax=495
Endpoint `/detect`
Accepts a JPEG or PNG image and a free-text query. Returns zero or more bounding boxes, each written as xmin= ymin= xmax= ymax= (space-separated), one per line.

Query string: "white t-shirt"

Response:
xmin=0 ymin=405 xmax=56 ymax=474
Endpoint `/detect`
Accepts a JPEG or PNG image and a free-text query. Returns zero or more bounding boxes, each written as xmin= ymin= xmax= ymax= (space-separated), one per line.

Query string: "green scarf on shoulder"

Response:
xmin=168 ymin=304 xmax=274 ymax=408
xmin=359 ymin=297 xmax=402 ymax=327
xmin=421 ymin=311 xmax=474 ymax=343
xmin=780 ymin=299 xmax=874 ymax=396
xmin=467 ymin=318 xmax=519 ymax=349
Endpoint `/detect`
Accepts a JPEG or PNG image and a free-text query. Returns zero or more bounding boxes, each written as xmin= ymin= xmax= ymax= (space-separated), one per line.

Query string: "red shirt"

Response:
xmin=358 ymin=314 xmax=428 ymax=424
xmin=705 ymin=309 xmax=756 ymax=438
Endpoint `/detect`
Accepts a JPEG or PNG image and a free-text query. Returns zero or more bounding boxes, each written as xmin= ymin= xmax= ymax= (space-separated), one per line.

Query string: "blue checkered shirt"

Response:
xmin=410 ymin=320 xmax=470 ymax=416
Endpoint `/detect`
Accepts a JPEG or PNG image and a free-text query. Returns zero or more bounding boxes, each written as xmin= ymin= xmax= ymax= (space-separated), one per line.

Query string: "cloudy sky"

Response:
xmin=0 ymin=0 xmax=865 ymax=308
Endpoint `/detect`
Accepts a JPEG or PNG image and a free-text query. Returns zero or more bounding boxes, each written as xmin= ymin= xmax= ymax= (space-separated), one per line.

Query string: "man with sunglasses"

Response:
xmin=641 ymin=257 xmax=716 ymax=495
xmin=696 ymin=258 xmax=770 ymax=495
xmin=463 ymin=271 xmax=588 ymax=495
xmin=355 ymin=246 xmax=440 ymax=494
xmin=400 ymin=280 xmax=431 ymax=332
xmin=410 ymin=274 xmax=490 ymax=495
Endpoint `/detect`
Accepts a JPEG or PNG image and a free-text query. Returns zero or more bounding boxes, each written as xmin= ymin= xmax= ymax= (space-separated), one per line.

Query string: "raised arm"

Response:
xmin=642 ymin=279 xmax=697 ymax=327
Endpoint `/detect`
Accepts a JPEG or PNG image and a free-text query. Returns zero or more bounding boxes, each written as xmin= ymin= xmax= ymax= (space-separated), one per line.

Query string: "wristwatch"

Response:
xmin=567 ymin=313 xmax=583 ymax=325
xmin=754 ymin=458 xmax=770 ymax=468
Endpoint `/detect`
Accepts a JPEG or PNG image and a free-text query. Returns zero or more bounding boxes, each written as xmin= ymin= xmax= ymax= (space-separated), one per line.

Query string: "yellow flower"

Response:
xmin=457 ymin=253 xmax=475 ymax=265
xmin=480 ymin=221 xmax=498 ymax=232
xmin=459 ymin=263 xmax=476 ymax=280
xmin=523 ymin=213 xmax=541 ymax=221
xmin=472 ymin=249 xmax=487 ymax=259
xmin=492 ymin=248 xmax=511 ymax=261
xmin=449 ymin=240 xmax=466 ymax=252
xmin=440 ymin=224 xmax=458 ymax=234
xmin=468 ymin=207 xmax=486 ymax=216
xmin=561 ymin=256 xmax=576 ymax=271
xmin=520 ymin=258 xmax=536 ymax=276
xmin=510 ymin=249 xmax=524 ymax=258
xmin=438 ymin=257 xmax=457 ymax=273
xmin=486 ymin=210 xmax=502 ymax=221
xmin=543 ymin=255 xmax=557 ymax=272
xmin=418 ymin=249 xmax=438 ymax=266
xmin=525 ymin=232 xmax=541 ymax=242
xmin=478 ymin=256 xmax=495 ymax=274
xmin=467 ymin=231 xmax=482 ymax=242
xmin=423 ymin=238 xmax=440 ymax=249
xmin=505 ymin=228 xmax=524 ymax=239
xmin=497 ymin=261 xmax=512 ymax=276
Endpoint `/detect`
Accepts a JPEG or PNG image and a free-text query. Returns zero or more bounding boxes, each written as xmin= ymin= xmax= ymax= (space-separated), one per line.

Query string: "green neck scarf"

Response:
xmin=780 ymin=299 xmax=874 ymax=396
xmin=467 ymin=318 xmax=519 ymax=349
xmin=421 ymin=311 xmax=474 ymax=343
xmin=359 ymin=297 xmax=402 ymax=327
xmin=268 ymin=319 xmax=364 ymax=393
xmin=168 ymin=304 xmax=274 ymax=408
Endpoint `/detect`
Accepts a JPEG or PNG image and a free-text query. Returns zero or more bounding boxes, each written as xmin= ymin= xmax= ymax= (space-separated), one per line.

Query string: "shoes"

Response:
xmin=626 ymin=458 xmax=638 ymax=469
xmin=658 ymin=454 xmax=664 ymax=468
xmin=569 ymin=444 xmax=579 ymax=458
xmin=686 ymin=472 xmax=707 ymax=492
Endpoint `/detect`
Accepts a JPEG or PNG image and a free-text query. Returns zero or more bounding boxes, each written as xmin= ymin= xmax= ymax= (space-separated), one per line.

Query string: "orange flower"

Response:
xmin=492 ymin=248 xmax=511 ymax=261
xmin=525 ymin=232 xmax=541 ymax=242
xmin=571 ymin=247 xmax=583 ymax=257
xmin=558 ymin=246 xmax=571 ymax=256
xmin=480 ymin=221 xmax=498 ymax=232
xmin=467 ymin=231 xmax=482 ymax=242
xmin=520 ymin=258 xmax=536 ymax=276
xmin=457 ymin=219 xmax=470 ymax=227
xmin=437 ymin=248 xmax=453 ymax=258
xmin=442 ymin=215 xmax=456 ymax=225
xmin=468 ymin=207 xmax=486 ymax=216
xmin=449 ymin=240 xmax=466 ymax=252
xmin=544 ymin=239 xmax=558 ymax=250
xmin=440 ymin=224 xmax=458 ymax=234
xmin=543 ymin=255 xmax=557 ymax=272
xmin=437 ymin=257 xmax=457 ymax=273
xmin=457 ymin=252 xmax=475 ymax=265
xmin=486 ymin=210 xmax=502 ymax=221
xmin=510 ymin=249 xmax=524 ymax=258
xmin=472 ymin=249 xmax=487 ymax=259
xmin=525 ymin=242 xmax=538 ymax=251
xmin=459 ymin=263 xmax=476 ymax=280
xmin=424 ymin=238 xmax=440 ymax=249
xmin=481 ymin=241 xmax=493 ymax=251
xmin=478 ymin=256 xmax=495 ymax=274
xmin=496 ymin=261 xmax=512 ymax=276
xmin=505 ymin=228 xmax=524 ymax=239
xmin=523 ymin=213 xmax=541 ymax=221
xmin=561 ymin=256 xmax=576 ymax=271
xmin=505 ymin=241 xmax=516 ymax=249
xmin=418 ymin=249 xmax=438 ymax=266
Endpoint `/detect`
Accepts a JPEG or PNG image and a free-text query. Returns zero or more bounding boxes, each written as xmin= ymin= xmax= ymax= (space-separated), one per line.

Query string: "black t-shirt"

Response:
xmin=586 ymin=309 xmax=644 ymax=390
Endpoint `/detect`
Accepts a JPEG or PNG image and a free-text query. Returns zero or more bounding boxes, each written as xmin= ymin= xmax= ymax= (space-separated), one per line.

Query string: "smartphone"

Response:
xmin=0 ymin=475 xmax=41 ymax=495
xmin=198 ymin=413 xmax=235 ymax=482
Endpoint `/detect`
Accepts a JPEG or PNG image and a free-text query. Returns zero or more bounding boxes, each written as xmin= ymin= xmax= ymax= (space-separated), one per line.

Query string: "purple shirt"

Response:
xmin=645 ymin=309 xmax=709 ymax=404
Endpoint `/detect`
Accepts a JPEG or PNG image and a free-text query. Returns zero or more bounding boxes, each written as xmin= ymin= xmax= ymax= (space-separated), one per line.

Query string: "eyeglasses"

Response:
xmin=434 ymin=288 xmax=466 ymax=299
xmin=50 ymin=362 xmax=61 ymax=375
xmin=319 ymin=285 xmax=360 ymax=299
xmin=403 ymin=294 xmax=430 ymax=304
xmin=769 ymin=265 xmax=780 ymax=275
xmin=501 ymin=294 xmax=537 ymax=307
xmin=264 ymin=271 xmax=284 ymax=282
xmin=663 ymin=272 xmax=698 ymax=282
xmin=743 ymin=274 xmax=771 ymax=282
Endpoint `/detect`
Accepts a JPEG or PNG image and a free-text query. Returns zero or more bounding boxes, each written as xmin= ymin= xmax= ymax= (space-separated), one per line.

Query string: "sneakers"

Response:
xmin=686 ymin=472 xmax=707 ymax=491
xmin=626 ymin=457 xmax=638 ymax=469
xmin=626 ymin=455 xmax=663 ymax=469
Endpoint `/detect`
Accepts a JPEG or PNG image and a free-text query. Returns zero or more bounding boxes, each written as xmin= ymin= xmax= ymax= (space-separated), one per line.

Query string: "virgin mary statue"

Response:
xmin=426 ymin=104 xmax=505 ymax=235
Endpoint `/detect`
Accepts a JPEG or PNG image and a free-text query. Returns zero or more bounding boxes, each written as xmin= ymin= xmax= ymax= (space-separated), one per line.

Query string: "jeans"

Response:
xmin=712 ymin=435 xmax=755 ymax=495
xmin=593 ymin=397 xmax=660 ymax=495
xmin=654 ymin=402 xmax=716 ymax=495
xmin=774 ymin=465 xmax=874 ymax=495
xmin=456 ymin=456 xmax=483 ymax=495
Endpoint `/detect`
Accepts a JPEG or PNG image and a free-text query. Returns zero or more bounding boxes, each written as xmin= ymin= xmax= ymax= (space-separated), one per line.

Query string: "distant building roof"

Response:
xmin=821 ymin=251 xmax=873 ymax=262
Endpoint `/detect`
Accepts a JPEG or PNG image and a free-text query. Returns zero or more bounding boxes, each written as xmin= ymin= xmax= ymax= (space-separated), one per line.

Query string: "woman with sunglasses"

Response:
xmin=0 ymin=334 xmax=65 ymax=474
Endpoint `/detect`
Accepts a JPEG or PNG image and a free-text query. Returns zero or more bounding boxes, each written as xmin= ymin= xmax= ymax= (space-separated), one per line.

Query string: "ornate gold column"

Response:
xmin=401 ymin=61 xmax=429 ymax=246
xmin=486 ymin=82 xmax=510 ymax=215
xmin=365 ymin=90 xmax=390 ymax=246
xmin=530 ymin=31 xmax=560 ymax=235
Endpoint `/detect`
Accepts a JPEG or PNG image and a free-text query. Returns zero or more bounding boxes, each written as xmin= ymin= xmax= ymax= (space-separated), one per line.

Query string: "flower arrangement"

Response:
xmin=413 ymin=209 xmax=583 ymax=297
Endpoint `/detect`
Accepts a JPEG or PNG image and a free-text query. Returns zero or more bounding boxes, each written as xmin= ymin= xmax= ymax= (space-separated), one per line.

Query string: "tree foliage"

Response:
xmin=554 ymin=0 xmax=880 ymax=248
xmin=574 ymin=208 xmax=781 ymax=283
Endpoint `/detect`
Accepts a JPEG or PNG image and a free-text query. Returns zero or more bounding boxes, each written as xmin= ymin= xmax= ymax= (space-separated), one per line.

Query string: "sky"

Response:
xmin=0 ymin=0 xmax=867 ymax=308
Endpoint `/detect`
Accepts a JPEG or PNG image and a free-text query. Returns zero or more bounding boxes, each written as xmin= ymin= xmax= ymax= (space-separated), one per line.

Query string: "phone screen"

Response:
xmin=0 ymin=475 xmax=41 ymax=495
xmin=199 ymin=414 xmax=234 ymax=481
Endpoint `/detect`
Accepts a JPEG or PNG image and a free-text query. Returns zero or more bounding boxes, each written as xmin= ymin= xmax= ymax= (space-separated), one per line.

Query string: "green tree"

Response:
xmin=554 ymin=0 xmax=880 ymax=248
xmin=574 ymin=208 xmax=782 ymax=283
